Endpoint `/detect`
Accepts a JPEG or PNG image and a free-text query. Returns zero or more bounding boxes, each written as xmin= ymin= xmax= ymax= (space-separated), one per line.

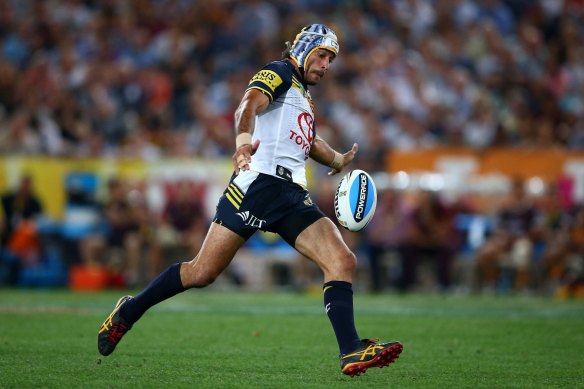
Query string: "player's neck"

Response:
xmin=286 ymin=58 xmax=306 ymax=85
xmin=286 ymin=58 xmax=307 ymax=88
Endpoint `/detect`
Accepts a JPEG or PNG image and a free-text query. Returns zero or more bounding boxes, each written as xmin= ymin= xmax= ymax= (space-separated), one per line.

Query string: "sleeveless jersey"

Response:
xmin=245 ymin=60 xmax=315 ymax=187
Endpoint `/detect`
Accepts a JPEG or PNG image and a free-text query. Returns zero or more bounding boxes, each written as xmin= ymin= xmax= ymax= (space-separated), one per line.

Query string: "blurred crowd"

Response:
xmin=1 ymin=0 xmax=584 ymax=295
xmin=1 ymin=0 xmax=584 ymax=158
xmin=1 ymin=167 xmax=583 ymax=297
xmin=351 ymin=176 xmax=584 ymax=297
xmin=0 ymin=173 xmax=211 ymax=289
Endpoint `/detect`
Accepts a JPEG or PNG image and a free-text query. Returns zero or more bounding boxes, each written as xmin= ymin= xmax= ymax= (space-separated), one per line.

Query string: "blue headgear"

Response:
xmin=290 ymin=24 xmax=339 ymax=70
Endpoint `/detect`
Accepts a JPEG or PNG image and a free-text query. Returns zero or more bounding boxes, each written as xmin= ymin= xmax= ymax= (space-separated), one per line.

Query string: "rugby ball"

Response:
xmin=334 ymin=169 xmax=377 ymax=231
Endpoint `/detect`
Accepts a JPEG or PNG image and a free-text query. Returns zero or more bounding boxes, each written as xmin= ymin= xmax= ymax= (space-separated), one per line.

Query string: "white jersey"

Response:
xmin=245 ymin=60 xmax=315 ymax=187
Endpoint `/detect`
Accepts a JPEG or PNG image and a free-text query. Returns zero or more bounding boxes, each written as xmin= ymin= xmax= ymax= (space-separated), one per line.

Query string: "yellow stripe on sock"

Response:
xmin=323 ymin=286 xmax=333 ymax=293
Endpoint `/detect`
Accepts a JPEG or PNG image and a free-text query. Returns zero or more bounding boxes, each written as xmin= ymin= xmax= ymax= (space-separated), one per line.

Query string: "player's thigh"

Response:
xmin=181 ymin=222 xmax=246 ymax=287
xmin=294 ymin=217 xmax=356 ymax=282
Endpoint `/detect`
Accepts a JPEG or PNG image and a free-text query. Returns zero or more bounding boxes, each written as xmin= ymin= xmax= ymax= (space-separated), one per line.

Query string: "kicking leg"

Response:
xmin=294 ymin=217 xmax=402 ymax=376
xmin=295 ymin=218 xmax=360 ymax=353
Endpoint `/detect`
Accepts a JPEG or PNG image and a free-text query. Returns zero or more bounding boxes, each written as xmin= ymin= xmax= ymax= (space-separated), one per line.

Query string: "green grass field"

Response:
xmin=0 ymin=289 xmax=583 ymax=388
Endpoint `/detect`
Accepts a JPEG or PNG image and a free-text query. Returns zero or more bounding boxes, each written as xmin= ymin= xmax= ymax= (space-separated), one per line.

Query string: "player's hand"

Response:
xmin=233 ymin=139 xmax=260 ymax=175
xmin=328 ymin=143 xmax=358 ymax=176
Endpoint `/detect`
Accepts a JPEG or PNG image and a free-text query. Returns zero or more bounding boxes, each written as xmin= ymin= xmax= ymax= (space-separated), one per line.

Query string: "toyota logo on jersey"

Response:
xmin=289 ymin=112 xmax=314 ymax=159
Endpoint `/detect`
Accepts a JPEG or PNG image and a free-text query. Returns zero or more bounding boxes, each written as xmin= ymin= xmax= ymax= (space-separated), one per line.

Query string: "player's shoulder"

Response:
xmin=247 ymin=60 xmax=294 ymax=101
xmin=262 ymin=59 xmax=295 ymax=77
xmin=252 ymin=60 xmax=294 ymax=85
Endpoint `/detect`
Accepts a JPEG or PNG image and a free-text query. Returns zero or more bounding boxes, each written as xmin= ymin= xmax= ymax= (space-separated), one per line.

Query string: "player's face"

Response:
xmin=304 ymin=48 xmax=336 ymax=85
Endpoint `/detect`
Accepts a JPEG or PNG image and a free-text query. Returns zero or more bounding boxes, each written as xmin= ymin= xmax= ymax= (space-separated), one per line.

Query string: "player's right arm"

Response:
xmin=232 ymin=88 xmax=268 ymax=174
xmin=232 ymin=62 xmax=292 ymax=174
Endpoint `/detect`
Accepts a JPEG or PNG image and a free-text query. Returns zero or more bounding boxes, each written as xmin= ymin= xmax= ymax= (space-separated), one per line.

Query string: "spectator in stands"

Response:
xmin=0 ymin=175 xmax=44 ymax=261
xmin=80 ymin=177 xmax=145 ymax=287
xmin=542 ymin=204 xmax=584 ymax=298
xmin=476 ymin=178 xmax=541 ymax=293
xmin=363 ymin=187 xmax=410 ymax=292
xmin=158 ymin=179 xmax=208 ymax=259
xmin=0 ymin=175 xmax=44 ymax=284
xmin=397 ymin=190 xmax=456 ymax=292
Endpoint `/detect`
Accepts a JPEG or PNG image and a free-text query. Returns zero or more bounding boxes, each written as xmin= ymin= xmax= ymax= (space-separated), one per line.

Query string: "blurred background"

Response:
xmin=0 ymin=0 xmax=583 ymax=298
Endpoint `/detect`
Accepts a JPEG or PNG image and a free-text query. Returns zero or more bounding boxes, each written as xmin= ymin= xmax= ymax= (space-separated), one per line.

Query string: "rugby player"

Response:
xmin=98 ymin=24 xmax=402 ymax=377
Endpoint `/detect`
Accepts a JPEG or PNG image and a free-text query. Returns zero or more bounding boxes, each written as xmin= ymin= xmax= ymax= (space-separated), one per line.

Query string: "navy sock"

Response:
xmin=120 ymin=263 xmax=186 ymax=324
xmin=323 ymin=281 xmax=361 ymax=354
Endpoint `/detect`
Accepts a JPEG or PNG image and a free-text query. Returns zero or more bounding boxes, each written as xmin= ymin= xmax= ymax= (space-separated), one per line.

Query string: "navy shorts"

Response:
xmin=213 ymin=171 xmax=325 ymax=246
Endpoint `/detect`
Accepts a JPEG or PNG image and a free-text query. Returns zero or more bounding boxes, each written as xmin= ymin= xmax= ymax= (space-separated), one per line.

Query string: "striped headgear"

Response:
xmin=290 ymin=24 xmax=339 ymax=70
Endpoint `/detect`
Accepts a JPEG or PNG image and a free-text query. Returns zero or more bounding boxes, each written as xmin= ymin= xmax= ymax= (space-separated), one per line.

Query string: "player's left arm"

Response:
xmin=309 ymin=135 xmax=358 ymax=176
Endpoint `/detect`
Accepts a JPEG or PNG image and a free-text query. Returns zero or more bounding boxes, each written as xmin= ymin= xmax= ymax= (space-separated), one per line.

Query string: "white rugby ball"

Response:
xmin=334 ymin=169 xmax=377 ymax=231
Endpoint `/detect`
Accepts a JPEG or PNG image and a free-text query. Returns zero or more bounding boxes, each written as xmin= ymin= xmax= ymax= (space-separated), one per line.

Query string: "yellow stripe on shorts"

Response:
xmin=228 ymin=185 xmax=243 ymax=202
xmin=225 ymin=193 xmax=240 ymax=210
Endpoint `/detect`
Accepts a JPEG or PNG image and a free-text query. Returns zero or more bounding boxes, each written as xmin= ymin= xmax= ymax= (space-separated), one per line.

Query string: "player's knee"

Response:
xmin=195 ymin=274 xmax=218 ymax=288
xmin=183 ymin=272 xmax=217 ymax=288
xmin=181 ymin=264 xmax=219 ymax=288
xmin=335 ymin=249 xmax=357 ymax=277
xmin=345 ymin=250 xmax=358 ymax=274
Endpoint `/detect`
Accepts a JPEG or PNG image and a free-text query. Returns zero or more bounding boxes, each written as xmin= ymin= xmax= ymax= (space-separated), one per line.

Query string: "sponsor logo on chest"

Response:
xmin=289 ymin=112 xmax=314 ymax=159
